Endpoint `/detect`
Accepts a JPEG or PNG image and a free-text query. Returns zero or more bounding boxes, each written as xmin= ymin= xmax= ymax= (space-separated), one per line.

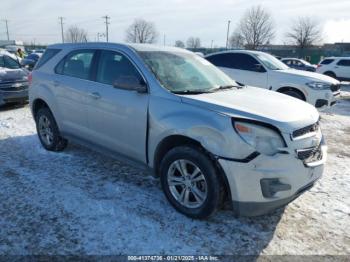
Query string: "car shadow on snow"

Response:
xmin=0 ymin=102 xmax=28 ymax=112
xmin=0 ymin=134 xmax=283 ymax=255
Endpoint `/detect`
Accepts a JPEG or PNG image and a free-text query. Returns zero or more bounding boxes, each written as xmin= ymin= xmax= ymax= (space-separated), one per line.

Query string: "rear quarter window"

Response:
xmin=337 ymin=59 xmax=350 ymax=66
xmin=35 ymin=49 xmax=61 ymax=69
xmin=320 ymin=59 xmax=334 ymax=65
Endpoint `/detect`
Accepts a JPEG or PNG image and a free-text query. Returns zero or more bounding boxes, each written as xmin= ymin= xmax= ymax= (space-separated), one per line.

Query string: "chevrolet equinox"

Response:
xmin=29 ymin=43 xmax=327 ymax=218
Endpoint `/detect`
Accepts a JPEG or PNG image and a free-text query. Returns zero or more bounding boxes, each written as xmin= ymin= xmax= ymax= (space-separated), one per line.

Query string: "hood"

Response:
xmin=0 ymin=68 xmax=28 ymax=83
xmin=180 ymin=86 xmax=319 ymax=133
xmin=277 ymin=68 xmax=339 ymax=84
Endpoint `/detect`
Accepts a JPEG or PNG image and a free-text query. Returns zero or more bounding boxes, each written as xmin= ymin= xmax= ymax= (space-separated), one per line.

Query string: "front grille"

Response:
xmin=292 ymin=121 xmax=319 ymax=139
xmin=330 ymin=84 xmax=341 ymax=92
xmin=297 ymin=145 xmax=323 ymax=164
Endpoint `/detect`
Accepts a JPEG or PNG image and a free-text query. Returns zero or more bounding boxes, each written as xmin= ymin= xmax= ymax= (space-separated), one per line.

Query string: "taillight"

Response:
xmin=317 ymin=64 xmax=321 ymax=68
xmin=28 ymin=73 xmax=32 ymax=85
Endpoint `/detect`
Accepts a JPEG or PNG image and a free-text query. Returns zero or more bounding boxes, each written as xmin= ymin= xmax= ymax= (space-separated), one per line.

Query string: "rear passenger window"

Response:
xmin=206 ymin=54 xmax=232 ymax=68
xmin=320 ymin=59 xmax=334 ymax=65
xmin=337 ymin=59 xmax=350 ymax=66
xmin=35 ymin=49 xmax=61 ymax=69
xmin=56 ymin=50 xmax=95 ymax=80
xmin=207 ymin=53 xmax=262 ymax=71
xmin=96 ymin=50 xmax=142 ymax=86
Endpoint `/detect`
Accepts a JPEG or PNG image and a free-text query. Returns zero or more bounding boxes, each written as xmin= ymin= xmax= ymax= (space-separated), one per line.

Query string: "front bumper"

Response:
xmin=0 ymin=89 xmax=29 ymax=106
xmin=218 ymin=144 xmax=326 ymax=216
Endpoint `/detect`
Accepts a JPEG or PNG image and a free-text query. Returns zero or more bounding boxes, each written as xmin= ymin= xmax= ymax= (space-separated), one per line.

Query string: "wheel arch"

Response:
xmin=276 ymin=86 xmax=306 ymax=101
xmin=153 ymin=134 xmax=232 ymax=203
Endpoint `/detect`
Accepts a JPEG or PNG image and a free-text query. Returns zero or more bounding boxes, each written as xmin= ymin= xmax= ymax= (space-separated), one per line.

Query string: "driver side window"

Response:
xmin=96 ymin=50 xmax=142 ymax=86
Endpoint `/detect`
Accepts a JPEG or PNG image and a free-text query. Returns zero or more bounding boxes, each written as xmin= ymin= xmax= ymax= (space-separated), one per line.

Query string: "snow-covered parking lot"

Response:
xmin=0 ymin=90 xmax=349 ymax=256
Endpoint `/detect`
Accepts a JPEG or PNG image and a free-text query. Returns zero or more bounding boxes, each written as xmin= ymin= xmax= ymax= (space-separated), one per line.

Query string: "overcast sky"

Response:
xmin=1 ymin=0 xmax=350 ymax=46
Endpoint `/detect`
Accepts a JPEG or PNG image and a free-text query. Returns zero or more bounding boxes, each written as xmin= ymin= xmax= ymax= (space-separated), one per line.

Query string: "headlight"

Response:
xmin=233 ymin=121 xmax=286 ymax=156
xmin=306 ymin=81 xmax=331 ymax=90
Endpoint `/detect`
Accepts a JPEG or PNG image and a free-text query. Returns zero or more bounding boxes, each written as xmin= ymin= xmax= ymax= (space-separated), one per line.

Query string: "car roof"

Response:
xmin=205 ymin=49 xmax=264 ymax=57
xmin=48 ymin=42 xmax=190 ymax=54
xmin=322 ymin=57 xmax=350 ymax=60
xmin=281 ymin=58 xmax=301 ymax=61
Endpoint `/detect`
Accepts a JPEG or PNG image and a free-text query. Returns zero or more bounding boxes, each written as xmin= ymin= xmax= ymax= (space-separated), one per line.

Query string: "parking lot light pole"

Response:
xmin=226 ymin=20 xmax=231 ymax=49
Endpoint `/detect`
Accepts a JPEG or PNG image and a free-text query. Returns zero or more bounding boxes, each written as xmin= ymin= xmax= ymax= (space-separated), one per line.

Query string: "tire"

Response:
xmin=281 ymin=89 xmax=305 ymax=101
xmin=35 ymin=107 xmax=68 ymax=151
xmin=324 ymin=71 xmax=337 ymax=79
xmin=160 ymin=146 xmax=223 ymax=219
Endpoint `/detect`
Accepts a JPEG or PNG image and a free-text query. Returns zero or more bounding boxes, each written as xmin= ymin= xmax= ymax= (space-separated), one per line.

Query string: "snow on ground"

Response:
xmin=0 ymin=92 xmax=349 ymax=255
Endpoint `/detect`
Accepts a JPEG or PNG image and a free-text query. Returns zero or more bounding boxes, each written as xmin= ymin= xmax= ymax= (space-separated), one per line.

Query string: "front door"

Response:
xmin=86 ymin=50 xmax=149 ymax=162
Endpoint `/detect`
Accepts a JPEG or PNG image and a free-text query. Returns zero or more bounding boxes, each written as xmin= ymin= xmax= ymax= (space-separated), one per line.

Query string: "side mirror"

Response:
xmin=254 ymin=64 xmax=265 ymax=73
xmin=113 ymin=76 xmax=147 ymax=93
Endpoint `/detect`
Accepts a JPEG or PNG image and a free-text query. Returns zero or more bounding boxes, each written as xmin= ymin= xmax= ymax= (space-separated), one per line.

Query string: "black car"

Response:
xmin=0 ymin=52 xmax=29 ymax=106
xmin=21 ymin=53 xmax=41 ymax=71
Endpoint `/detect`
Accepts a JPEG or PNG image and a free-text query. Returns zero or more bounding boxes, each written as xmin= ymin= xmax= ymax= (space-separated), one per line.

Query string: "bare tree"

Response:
xmin=125 ymin=19 xmax=158 ymax=44
xmin=175 ymin=40 xmax=185 ymax=48
xmin=65 ymin=25 xmax=88 ymax=43
xmin=286 ymin=16 xmax=322 ymax=49
xmin=228 ymin=31 xmax=245 ymax=49
xmin=186 ymin=37 xmax=201 ymax=49
xmin=236 ymin=5 xmax=274 ymax=50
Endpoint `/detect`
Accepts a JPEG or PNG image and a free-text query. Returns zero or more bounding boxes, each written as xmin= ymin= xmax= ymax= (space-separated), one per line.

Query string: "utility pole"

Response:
xmin=58 ymin=17 xmax=64 ymax=43
xmin=102 ymin=15 xmax=110 ymax=42
xmin=211 ymin=40 xmax=214 ymax=49
xmin=163 ymin=34 xmax=166 ymax=46
xmin=2 ymin=19 xmax=9 ymax=40
xmin=226 ymin=20 xmax=231 ymax=49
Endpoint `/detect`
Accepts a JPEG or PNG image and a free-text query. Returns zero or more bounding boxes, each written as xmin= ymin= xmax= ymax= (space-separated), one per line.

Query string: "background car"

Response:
xmin=316 ymin=57 xmax=350 ymax=81
xmin=0 ymin=50 xmax=29 ymax=106
xmin=205 ymin=50 xmax=340 ymax=109
xmin=21 ymin=53 xmax=42 ymax=71
xmin=281 ymin=58 xmax=317 ymax=72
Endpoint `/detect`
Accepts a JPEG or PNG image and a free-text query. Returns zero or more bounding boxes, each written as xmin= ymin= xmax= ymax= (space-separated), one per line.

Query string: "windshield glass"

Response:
xmin=255 ymin=52 xmax=289 ymax=70
xmin=138 ymin=51 xmax=236 ymax=93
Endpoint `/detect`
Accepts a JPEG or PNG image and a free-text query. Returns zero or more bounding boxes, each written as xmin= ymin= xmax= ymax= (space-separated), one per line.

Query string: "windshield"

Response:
xmin=138 ymin=51 xmax=237 ymax=93
xmin=255 ymin=52 xmax=289 ymax=70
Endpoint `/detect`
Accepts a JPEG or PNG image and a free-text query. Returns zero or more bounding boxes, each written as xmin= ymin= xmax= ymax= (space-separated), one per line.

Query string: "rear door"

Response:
xmin=86 ymin=49 xmax=149 ymax=162
xmin=52 ymin=49 xmax=97 ymax=136
xmin=335 ymin=59 xmax=350 ymax=79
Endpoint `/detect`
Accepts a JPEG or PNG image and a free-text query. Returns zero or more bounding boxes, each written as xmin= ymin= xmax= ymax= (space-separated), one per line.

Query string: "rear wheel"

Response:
xmin=160 ymin=146 xmax=223 ymax=219
xmin=35 ymin=107 xmax=68 ymax=151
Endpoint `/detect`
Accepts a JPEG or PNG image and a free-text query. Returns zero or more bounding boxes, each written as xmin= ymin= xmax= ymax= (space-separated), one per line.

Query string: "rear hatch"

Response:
xmin=0 ymin=68 xmax=29 ymax=91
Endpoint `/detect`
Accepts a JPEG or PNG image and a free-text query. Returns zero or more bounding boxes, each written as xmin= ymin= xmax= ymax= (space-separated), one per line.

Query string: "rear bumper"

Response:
xmin=0 ymin=89 xmax=28 ymax=105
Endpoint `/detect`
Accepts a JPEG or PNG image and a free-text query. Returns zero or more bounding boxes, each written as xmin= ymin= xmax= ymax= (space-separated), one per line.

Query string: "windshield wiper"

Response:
xmin=172 ymin=89 xmax=214 ymax=95
xmin=210 ymin=84 xmax=244 ymax=92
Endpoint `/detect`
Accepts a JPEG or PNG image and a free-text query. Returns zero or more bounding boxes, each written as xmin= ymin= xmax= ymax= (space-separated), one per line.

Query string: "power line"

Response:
xmin=102 ymin=15 xmax=110 ymax=42
xmin=59 ymin=17 xmax=65 ymax=43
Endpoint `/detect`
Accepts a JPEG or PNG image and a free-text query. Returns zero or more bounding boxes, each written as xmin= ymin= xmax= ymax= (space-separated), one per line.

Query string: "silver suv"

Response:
xmin=29 ymin=43 xmax=327 ymax=218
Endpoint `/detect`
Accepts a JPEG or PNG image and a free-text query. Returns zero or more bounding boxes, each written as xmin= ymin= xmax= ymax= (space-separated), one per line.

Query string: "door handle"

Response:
xmin=53 ymin=81 xmax=60 ymax=87
xmin=88 ymin=92 xmax=101 ymax=99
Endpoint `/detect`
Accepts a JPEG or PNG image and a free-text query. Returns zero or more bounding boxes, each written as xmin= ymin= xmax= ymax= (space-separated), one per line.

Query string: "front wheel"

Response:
xmin=160 ymin=146 xmax=223 ymax=219
xmin=35 ymin=107 xmax=68 ymax=151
